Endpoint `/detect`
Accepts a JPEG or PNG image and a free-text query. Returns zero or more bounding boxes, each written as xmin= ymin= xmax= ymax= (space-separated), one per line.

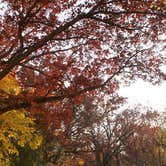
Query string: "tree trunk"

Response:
xmin=116 ymin=154 xmax=120 ymax=166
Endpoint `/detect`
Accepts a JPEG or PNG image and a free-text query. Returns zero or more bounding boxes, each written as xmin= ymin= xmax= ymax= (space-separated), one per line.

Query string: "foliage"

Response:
xmin=55 ymin=98 xmax=166 ymax=166
xmin=41 ymin=138 xmax=85 ymax=166
xmin=10 ymin=145 xmax=46 ymax=166
xmin=0 ymin=0 xmax=165 ymax=133
xmin=0 ymin=1 xmax=165 ymax=164
xmin=0 ymin=74 xmax=42 ymax=165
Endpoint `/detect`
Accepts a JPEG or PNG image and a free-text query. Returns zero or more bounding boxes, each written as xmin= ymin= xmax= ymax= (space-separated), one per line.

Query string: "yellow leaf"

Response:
xmin=0 ymin=74 xmax=43 ymax=164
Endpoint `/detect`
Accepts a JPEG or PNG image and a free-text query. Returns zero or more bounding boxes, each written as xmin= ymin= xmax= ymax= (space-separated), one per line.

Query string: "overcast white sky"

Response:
xmin=119 ymin=37 xmax=166 ymax=112
xmin=119 ymin=79 xmax=166 ymax=112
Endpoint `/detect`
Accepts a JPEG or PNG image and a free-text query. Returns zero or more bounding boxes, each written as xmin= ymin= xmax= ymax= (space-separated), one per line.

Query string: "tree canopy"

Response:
xmin=0 ymin=0 xmax=166 ymax=164
xmin=0 ymin=0 xmax=165 ymax=115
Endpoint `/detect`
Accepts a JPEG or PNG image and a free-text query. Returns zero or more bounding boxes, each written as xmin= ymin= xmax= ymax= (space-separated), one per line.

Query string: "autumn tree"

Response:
xmin=0 ymin=1 xmax=165 ymax=165
xmin=0 ymin=0 xmax=165 ymax=121
xmin=153 ymin=128 xmax=166 ymax=166
xmin=123 ymin=113 xmax=166 ymax=166
xmin=57 ymin=97 xmax=164 ymax=166
xmin=0 ymin=74 xmax=43 ymax=165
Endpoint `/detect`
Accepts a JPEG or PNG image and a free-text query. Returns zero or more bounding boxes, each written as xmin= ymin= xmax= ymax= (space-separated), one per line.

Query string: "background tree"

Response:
xmin=53 ymin=96 xmax=164 ymax=166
